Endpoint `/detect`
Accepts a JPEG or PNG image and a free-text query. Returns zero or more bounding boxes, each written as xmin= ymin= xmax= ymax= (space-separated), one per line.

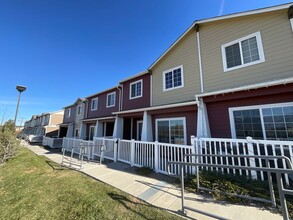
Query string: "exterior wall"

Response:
xmin=151 ymin=30 xmax=200 ymax=106
xmin=63 ymin=106 xmax=76 ymax=123
xmin=87 ymin=88 xmax=120 ymax=119
xmin=150 ymin=105 xmax=198 ymax=145
xmin=200 ymin=9 xmax=293 ymax=92
xmin=122 ymin=74 xmax=151 ymax=111
xmin=75 ymin=101 xmax=86 ymax=123
xmin=205 ymin=84 xmax=293 ymax=138
xmin=50 ymin=112 xmax=64 ymax=125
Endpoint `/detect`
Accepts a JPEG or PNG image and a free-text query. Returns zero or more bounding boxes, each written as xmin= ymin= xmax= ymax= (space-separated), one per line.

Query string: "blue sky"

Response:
xmin=0 ymin=0 xmax=291 ymax=125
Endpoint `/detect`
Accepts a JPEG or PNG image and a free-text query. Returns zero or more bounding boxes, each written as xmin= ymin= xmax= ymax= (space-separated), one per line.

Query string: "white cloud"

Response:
xmin=218 ymin=0 xmax=225 ymax=16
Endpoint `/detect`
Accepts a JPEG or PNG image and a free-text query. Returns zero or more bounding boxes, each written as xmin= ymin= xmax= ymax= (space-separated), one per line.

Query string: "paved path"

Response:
xmin=23 ymin=141 xmax=282 ymax=220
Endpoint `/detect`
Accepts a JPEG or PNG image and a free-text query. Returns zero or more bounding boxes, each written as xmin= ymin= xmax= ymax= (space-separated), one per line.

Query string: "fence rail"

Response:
xmin=42 ymin=136 xmax=63 ymax=148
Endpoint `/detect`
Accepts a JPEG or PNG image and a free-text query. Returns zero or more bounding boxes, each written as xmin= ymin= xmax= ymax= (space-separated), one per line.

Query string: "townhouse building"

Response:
xmin=81 ymin=87 xmax=121 ymax=140
xmin=61 ymin=98 xmax=87 ymax=138
xmin=22 ymin=110 xmax=64 ymax=142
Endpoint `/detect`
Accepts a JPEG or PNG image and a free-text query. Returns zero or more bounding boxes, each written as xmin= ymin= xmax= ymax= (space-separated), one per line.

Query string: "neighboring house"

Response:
xmin=113 ymin=70 xmax=151 ymax=141
xmin=81 ymin=87 xmax=120 ymax=140
xmin=61 ymin=98 xmax=87 ymax=138
xmin=22 ymin=110 xmax=64 ymax=142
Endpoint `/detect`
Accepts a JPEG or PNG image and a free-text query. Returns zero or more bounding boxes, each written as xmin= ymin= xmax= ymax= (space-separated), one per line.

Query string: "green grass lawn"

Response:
xmin=0 ymin=147 xmax=183 ymax=220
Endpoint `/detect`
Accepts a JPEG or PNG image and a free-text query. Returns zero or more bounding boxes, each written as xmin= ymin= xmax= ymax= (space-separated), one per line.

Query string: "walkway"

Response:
xmin=23 ymin=141 xmax=282 ymax=220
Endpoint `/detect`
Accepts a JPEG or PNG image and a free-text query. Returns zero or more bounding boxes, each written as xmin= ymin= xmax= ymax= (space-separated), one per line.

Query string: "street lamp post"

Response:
xmin=14 ymin=85 xmax=26 ymax=125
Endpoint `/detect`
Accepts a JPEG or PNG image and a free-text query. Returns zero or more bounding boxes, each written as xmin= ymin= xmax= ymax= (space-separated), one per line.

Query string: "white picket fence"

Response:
xmin=42 ymin=136 xmax=63 ymax=148
xmin=117 ymin=139 xmax=194 ymax=175
xmin=61 ymin=136 xmax=293 ymax=183
xmin=192 ymin=136 xmax=293 ymax=186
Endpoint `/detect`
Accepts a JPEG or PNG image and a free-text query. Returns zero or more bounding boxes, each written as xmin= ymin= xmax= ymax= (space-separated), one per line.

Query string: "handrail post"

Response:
xmin=276 ymin=172 xmax=289 ymax=220
xmin=180 ymin=164 xmax=186 ymax=215
xmin=265 ymin=158 xmax=276 ymax=208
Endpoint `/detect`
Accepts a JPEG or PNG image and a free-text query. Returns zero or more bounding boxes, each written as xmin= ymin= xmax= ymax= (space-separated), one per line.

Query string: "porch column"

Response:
xmin=141 ymin=111 xmax=153 ymax=141
xmin=113 ymin=115 xmax=123 ymax=138
xmin=95 ymin=120 xmax=103 ymax=137
xmin=196 ymin=98 xmax=211 ymax=138
xmin=80 ymin=123 xmax=87 ymax=139
xmin=66 ymin=123 xmax=74 ymax=137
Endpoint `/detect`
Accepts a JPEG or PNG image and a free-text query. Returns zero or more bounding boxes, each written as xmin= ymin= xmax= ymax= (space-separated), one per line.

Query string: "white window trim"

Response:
xmin=221 ymin=31 xmax=265 ymax=72
xmin=228 ymin=102 xmax=293 ymax=139
xmin=66 ymin=108 xmax=71 ymax=118
xmin=77 ymin=105 xmax=82 ymax=115
xmin=91 ymin=98 xmax=98 ymax=111
xmin=129 ymin=79 xmax=143 ymax=100
xmin=155 ymin=117 xmax=187 ymax=145
xmin=137 ymin=120 xmax=143 ymax=141
xmin=290 ymin=19 xmax=293 ymax=32
xmin=106 ymin=92 xmax=116 ymax=108
xmin=162 ymin=65 xmax=184 ymax=92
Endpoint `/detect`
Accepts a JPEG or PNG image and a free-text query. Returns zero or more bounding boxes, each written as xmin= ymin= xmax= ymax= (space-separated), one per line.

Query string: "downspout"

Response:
xmin=195 ymin=23 xmax=204 ymax=94
xmin=117 ymin=84 xmax=122 ymax=111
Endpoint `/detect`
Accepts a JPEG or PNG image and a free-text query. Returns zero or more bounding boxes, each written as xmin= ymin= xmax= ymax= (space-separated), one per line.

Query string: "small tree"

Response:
xmin=0 ymin=120 xmax=20 ymax=164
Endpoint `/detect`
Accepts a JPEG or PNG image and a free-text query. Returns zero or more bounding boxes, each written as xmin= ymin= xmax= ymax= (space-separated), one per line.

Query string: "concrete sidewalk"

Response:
xmin=23 ymin=142 xmax=282 ymax=220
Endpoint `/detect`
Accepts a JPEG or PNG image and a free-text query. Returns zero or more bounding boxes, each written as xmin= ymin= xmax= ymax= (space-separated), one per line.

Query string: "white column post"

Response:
xmin=113 ymin=115 xmax=123 ymax=139
xmin=113 ymin=138 xmax=118 ymax=162
xmin=80 ymin=123 xmax=87 ymax=140
xmin=130 ymin=139 xmax=135 ymax=167
xmin=190 ymin=135 xmax=196 ymax=175
xmin=141 ymin=111 xmax=153 ymax=141
xmin=246 ymin=136 xmax=257 ymax=179
xmin=154 ymin=141 xmax=159 ymax=173
xmin=196 ymin=97 xmax=211 ymax=138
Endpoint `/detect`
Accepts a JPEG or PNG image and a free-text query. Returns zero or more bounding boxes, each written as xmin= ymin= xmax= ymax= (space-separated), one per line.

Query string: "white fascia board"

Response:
xmin=197 ymin=3 xmax=292 ymax=24
xmin=113 ymin=101 xmax=198 ymax=115
xmin=82 ymin=116 xmax=115 ymax=122
xmin=196 ymin=77 xmax=293 ymax=98
xmin=85 ymin=86 xmax=119 ymax=99
xmin=119 ymin=70 xmax=149 ymax=83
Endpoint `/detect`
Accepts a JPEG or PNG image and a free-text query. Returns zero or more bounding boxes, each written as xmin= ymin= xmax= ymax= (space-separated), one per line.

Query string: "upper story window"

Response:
xmin=221 ymin=32 xmax=265 ymax=72
xmin=66 ymin=108 xmax=71 ymax=118
xmin=130 ymin=80 xmax=142 ymax=99
xmin=107 ymin=92 xmax=116 ymax=108
xmin=77 ymin=105 xmax=82 ymax=115
xmin=163 ymin=65 xmax=184 ymax=91
xmin=91 ymin=98 xmax=98 ymax=111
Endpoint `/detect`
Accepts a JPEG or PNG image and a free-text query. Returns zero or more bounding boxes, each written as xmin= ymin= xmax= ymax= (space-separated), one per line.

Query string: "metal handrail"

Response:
xmin=167 ymin=154 xmax=293 ymax=220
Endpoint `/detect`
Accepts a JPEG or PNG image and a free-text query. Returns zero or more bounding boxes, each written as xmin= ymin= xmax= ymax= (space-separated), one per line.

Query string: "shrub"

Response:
xmin=0 ymin=120 xmax=20 ymax=164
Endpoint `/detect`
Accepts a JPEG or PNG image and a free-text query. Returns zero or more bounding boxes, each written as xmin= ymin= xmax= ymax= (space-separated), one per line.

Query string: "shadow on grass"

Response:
xmin=107 ymin=192 xmax=187 ymax=219
xmin=46 ymin=160 xmax=68 ymax=171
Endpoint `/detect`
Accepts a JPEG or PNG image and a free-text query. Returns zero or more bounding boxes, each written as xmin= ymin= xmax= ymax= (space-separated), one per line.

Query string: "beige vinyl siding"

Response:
xmin=151 ymin=30 xmax=200 ymax=106
xmin=50 ymin=113 xmax=64 ymax=125
xmin=200 ymin=9 xmax=293 ymax=92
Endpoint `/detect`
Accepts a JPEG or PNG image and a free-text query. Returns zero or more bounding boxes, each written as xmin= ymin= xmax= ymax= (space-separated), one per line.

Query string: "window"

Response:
xmin=156 ymin=118 xmax=186 ymax=144
xmin=91 ymin=98 xmax=98 ymax=111
xmin=107 ymin=92 xmax=116 ymax=107
xmin=89 ymin=126 xmax=95 ymax=140
xmin=222 ymin=32 xmax=265 ymax=72
xmin=75 ymin=129 xmax=80 ymax=138
xmin=77 ymin=105 xmax=82 ymax=115
xmin=229 ymin=103 xmax=293 ymax=141
xmin=130 ymin=80 xmax=142 ymax=99
xmin=66 ymin=108 xmax=71 ymax=118
xmin=163 ymin=65 xmax=184 ymax=91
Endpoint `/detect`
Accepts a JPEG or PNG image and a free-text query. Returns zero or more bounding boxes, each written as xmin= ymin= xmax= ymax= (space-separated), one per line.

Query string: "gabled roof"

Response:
xmin=148 ymin=3 xmax=293 ymax=70
xmin=85 ymin=86 xmax=119 ymax=99
xmin=63 ymin=97 xmax=86 ymax=109
xmin=119 ymin=70 xmax=149 ymax=83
